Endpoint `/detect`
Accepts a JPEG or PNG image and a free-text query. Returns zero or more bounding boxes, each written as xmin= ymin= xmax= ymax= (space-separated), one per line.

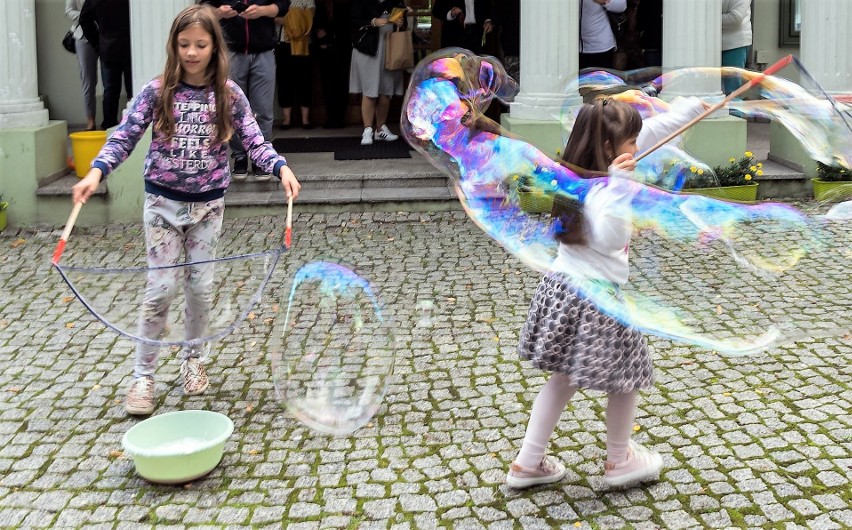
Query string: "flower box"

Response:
xmin=682 ymin=183 xmax=759 ymax=202
xmin=812 ymin=178 xmax=852 ymax=201
xmin=518 ymin=190 xmax=554 ymax=214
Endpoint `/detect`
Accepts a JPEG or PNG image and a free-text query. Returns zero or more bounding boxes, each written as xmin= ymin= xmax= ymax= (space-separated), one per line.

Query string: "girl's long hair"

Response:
xmin=561 ymin=98 xmax=643 ymax=173
xmin=154 ymin=5 xmax=233 ymax=145
xmin=555 ymin=98 xmax=642 ymax=245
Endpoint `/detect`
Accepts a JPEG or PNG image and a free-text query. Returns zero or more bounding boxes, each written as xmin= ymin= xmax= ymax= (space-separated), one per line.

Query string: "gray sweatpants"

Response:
xmin=135 ymin=193 xmax=225 ymax=379
xmin=228 ymin=49 xmax=276 ymax=159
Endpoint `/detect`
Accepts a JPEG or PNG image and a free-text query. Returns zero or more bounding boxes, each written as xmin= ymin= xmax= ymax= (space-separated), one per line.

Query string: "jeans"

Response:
xmin=228 ymin=50 xmax=276 ymax=159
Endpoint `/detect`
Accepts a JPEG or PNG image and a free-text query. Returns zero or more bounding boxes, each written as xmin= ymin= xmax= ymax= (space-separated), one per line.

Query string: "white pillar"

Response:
xmin=0 ymin=0 xmax=48 ymax=129
xmin=129 ymin=0 xmax=195 ymax=96
xmin=661 ymin=0 xmax=722 ymax=99
xmin=800 ymin=0 xmax=852 ymax=94
xmin=510 ymin=0 xmax=581 ymax=121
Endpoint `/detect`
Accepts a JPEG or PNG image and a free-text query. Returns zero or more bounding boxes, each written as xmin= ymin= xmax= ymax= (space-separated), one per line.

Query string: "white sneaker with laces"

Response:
xmin=125 ymin=376 xmax=156 ymax=416
xmin=374 ymin=124 xmax=399 ymax=142
xmin=361 ymin=127 xmax=374 ymax=146
xmin=181 ymin=358 xmax=209 ymax=396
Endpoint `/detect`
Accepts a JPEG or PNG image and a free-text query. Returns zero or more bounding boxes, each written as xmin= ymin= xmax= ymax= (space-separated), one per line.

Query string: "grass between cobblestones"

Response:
xmin=0 ymin=206 xmax=849 ymax=528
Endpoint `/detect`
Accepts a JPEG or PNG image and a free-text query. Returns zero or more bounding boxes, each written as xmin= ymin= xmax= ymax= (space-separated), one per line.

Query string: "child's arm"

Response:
xmin=636 ymin=96 xmax=705 ymax=154
xmin=585 ymin=174 xmax=638 ymax=254
xmin=230 ymin=83 xmax=300 ymax=198
xmin=71 ymin=81 xmax=158 ymax=203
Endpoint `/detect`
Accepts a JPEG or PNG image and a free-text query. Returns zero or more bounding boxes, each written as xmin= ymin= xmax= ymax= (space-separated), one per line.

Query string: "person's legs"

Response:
xmin=76 ymin=39 xmax=98 ymax=129
xmin=605 ymin=390 xmax=637 ymax=464
xmin=227 ymin=52 xmax=251 ymax=160
xmin=135 ymin=195 xmax=186 ymax=380
xmin=515 ymin=372 xmax=578 ymax=468
xmin=179 ymin=198 xmax=225 ymax=396
xmin=375 ymin=95 xmax=391 ymax=131
xmin=721 ymin=46 xmax=749 ymax=95
xmin=100 ymin=61 xmax=122 ymax=129
xmin=360 ymin=95 xmax=376 ymax=145
xmin=360 ymin=95 xmax=376 ymax=128
xmin=247 ymin=50 xmax=277 ymax=144
xmin=604 ymin=390 xmax=663 ymax=486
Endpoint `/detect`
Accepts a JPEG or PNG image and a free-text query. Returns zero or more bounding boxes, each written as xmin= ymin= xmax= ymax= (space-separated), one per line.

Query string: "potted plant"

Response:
xmin=681 ymin=151 xmax=760 ymax=202
xmin=515 ymin=174 xmax=554 ymax=214
xmin=812 ymin=161 xmax=852 ymax=201
xmin=0 ymin=194 xmax=7 ymax=232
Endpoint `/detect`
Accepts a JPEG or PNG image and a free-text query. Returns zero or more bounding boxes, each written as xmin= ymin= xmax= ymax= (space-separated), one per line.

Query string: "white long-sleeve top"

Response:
xmin=579 ymin=0 xmax=627 ymax=54
xmin=721 ymin=0 xmax=752 ymax=51
xmin=552 ymin=176 xmax=637 ymax=284
xmin=551 ymin=96 xmax=704 ymax=283
xmin=636 ymin=96 xmax=705 ymax=153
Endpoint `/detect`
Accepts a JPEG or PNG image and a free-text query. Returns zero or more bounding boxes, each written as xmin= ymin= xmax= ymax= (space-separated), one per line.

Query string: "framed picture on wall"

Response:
xmin=779 ymin=0 xmax=800 ymax=47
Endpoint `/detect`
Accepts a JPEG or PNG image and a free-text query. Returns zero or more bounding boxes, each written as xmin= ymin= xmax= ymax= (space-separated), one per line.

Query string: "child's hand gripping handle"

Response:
xmin=634 ymin=54 xmax=793 ymax=163
xmin=285 ymin=196 xmax=293 ymax=249
xmin=52 ymin=202 xmax=84 ymax=265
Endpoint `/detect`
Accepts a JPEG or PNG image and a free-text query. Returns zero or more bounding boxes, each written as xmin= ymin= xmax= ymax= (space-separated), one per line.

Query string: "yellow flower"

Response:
xmin=745 ymin=151 xmax=753 ymax=158
xmin=744 ymin=174 xmax=752 ymax=180
xmin=697 ymin=169 xmax=704 ymax=175
xmin=513 ymin=175 xmax=519 ymax=180
xmin=729 ymin=157 xmax=736 ymax=163
xmin=757 ymin=162 xmax=763 ymax=168
xmin=756 ymin=169 xmax=764 ymax=176
xmin=750 ymin=166 xmax=757 ymax=171
xmin=690 ymin=165 xmax=697 ymax=173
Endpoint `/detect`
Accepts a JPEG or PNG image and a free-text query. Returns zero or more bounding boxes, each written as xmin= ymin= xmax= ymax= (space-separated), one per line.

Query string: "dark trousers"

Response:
xmin=579 ymin=50 xmax=615 ymax=71
xmin=275 ymin=45 xmax=314 ymax=108
xmin=317 ymin=44 xmax=350 ymax=126
xmin=101 ymin=59 xmax=132 ymax=129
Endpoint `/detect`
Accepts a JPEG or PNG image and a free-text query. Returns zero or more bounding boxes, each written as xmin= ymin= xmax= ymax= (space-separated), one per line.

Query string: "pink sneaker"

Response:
xmin=604 ymin=441 xmax=663 ymax=487
xmin=506 ymin=455 xmax=566 ymax=489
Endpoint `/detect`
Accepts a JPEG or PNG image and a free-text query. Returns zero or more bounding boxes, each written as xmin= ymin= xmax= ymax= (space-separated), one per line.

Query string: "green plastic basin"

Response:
xmin=122 ymin=410 xmax=234 ymax=484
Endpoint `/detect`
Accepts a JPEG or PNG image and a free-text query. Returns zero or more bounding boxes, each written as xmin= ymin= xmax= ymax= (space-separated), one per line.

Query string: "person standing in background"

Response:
xmin=721 ymin=0 xmax=752 ymax=95
xmin=79 ymin=0 xmax=132 ymax=130
xmin=201 ymin=0 xmax=289 ymax=180
xmin=431 ymin=0 xmax=493 ymax=54
xmin=65 ymin=0 xmax=99 ymax=131
xmin=579 ymin=0 xmax=626 ymax=71
xmin=636 ymin=0 xmax=662 ymax=68
xmin=313 ymin=0 xmax=351 ymax=128
xmin=494 ymin=0 xmax=519 ymax=82
xmin=276 ymin=0 xmax=316 ymax=130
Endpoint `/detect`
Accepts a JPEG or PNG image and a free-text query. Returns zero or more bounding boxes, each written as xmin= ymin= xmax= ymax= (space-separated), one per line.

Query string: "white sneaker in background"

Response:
xmin=374 ymin=124 xmax=399 ymax=142
xmin=361 ymin=127 xmax=374 ymax=146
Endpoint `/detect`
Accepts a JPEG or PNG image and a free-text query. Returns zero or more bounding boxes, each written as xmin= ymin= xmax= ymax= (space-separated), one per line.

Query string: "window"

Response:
xmin=779 ymin=0 xmax=800 ymax=47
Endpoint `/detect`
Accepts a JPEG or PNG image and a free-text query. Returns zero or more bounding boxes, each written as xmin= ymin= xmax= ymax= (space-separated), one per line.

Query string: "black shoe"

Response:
xmin=301 ymin=123 xmax=314 ymax=130
xmin=233 ymin=156 xmax=248 ymax=181
xmin=278 ymin=123 xmax=291 ymax=131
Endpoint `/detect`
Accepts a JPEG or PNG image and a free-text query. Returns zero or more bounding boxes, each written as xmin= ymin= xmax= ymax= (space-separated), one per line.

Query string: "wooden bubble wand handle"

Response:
xmin=285 ymin=195 xmax=293 ymax=249
xmin=52 ymin=202 xmax=84 ymax=265
xmin=634 ymin=54 xmax=793 ymax=163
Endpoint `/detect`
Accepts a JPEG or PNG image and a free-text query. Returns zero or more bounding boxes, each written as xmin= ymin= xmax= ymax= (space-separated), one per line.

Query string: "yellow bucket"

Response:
xmin=69 ymin=131 xmax=107 ymax=177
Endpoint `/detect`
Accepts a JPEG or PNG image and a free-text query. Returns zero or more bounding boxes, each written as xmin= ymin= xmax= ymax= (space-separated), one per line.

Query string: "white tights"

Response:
xmin=515 ymin=372 xmax=638 ymax=468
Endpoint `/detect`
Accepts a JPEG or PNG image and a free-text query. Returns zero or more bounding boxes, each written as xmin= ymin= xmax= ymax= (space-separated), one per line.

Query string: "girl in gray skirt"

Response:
xmin=506 ymin=98 xmax=664 ymax=489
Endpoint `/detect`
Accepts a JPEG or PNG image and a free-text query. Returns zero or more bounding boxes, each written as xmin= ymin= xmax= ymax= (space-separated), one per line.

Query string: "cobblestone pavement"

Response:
xmin=0 ymin=206 xmax=849 ymax=529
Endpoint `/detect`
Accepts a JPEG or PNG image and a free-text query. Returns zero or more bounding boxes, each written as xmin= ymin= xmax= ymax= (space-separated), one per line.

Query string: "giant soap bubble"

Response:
xmin=401 ymin=49 xmax=850 ymax=355
xmin=270 ymin=262 xmax=396 ymax=435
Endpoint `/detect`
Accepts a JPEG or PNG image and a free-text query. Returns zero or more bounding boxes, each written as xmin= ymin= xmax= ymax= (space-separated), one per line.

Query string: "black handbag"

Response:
xmin=353 ymin=24 xmax=379 ymax=56
xmin=62 ymin=30 xmax=76 ymax=54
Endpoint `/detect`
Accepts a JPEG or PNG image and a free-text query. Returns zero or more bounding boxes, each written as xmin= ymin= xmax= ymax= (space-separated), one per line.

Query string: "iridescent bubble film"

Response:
xmin=401 ymin=50 xmax=850 ymax=355
xmin=270 ymin=262 xmax=395 ymax=435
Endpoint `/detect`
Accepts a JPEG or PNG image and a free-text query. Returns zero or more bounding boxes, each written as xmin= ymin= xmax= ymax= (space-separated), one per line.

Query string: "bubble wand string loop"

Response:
xmin=52 ymin=202 xmax=83 ymax=266
xmin=634 ymin=54 xmax=793 ymax=163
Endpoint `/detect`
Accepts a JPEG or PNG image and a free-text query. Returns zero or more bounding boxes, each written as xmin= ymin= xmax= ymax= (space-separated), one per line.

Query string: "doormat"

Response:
xmin=272 ymin=136 xmax=413 ymax=160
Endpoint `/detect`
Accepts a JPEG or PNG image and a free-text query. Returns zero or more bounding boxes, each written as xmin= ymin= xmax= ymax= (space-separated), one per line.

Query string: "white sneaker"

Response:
xmin=374 ymin=124 xmax=399 ymax=142
xmin=361 ymin=127 xmax=374 ymax=146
